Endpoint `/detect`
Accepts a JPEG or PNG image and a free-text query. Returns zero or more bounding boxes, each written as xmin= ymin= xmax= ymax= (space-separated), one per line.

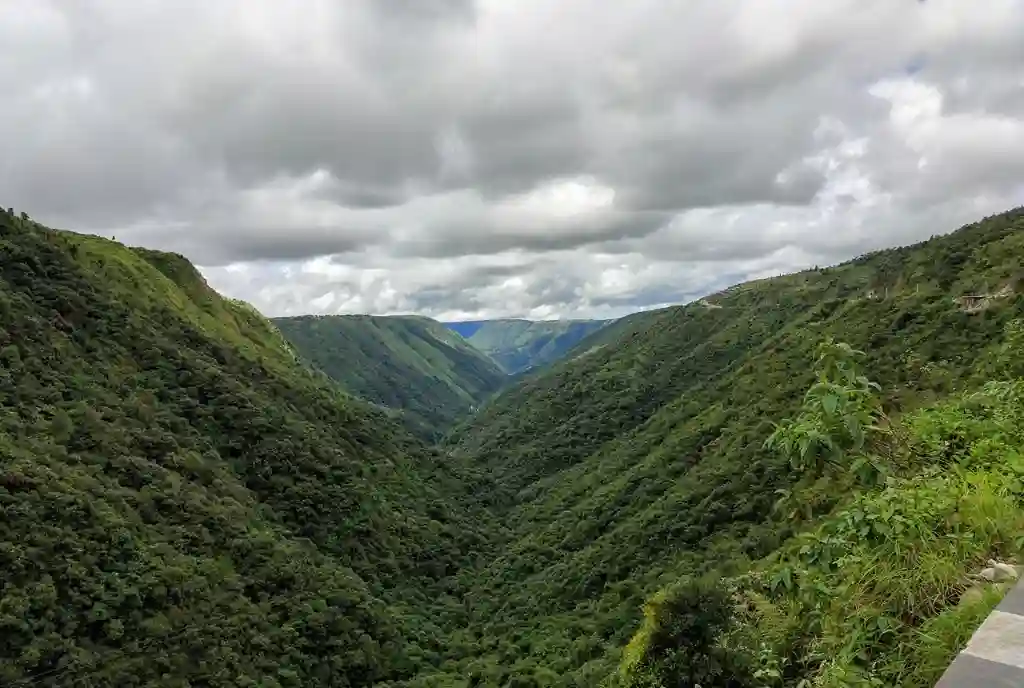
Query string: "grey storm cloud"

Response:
xmin=2 ymin=0 xmax=1024 ymax=319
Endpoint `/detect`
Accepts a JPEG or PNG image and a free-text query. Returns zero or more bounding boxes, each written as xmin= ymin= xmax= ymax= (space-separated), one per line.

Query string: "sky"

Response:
xmin=3 ymin=1 xmax=1024 ymax=321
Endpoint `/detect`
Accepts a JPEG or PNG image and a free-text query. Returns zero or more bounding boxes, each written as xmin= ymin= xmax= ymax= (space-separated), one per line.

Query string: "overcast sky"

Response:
xmin=4 ymin=1 xmax=1024 ymax=320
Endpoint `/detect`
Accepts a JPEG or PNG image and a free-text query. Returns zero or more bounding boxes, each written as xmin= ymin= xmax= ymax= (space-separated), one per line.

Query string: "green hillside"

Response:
xmin=0 ymin=209 xmax=499 ymax=686
xmin=448 ymin=319 xmax=610 ymax=374
xmin=273 ymin=315 xmax=506 ymax=440
xmin=7 ymin=204 xmax=1024 ymax=687
xmin=436 ymin=207 xmax=1024 ymax=686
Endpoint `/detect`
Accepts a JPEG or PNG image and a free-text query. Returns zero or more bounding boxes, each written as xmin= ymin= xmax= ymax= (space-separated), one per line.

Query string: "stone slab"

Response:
xmin=935 ymin=652 xmax=1024 ymax=688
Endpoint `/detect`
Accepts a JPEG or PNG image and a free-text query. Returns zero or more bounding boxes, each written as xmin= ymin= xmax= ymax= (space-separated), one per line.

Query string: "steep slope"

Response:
xmin=438 ymin=208 xmax=1024 ymax=684
xmin=445 ymin=321 xmax=487 ymax=339
xmin=0 ymin=209 xmax=499 ymax=687
xmin=9 ymin=205 xmax=1024 ymax=687
xmin=611 ymin=329 xmax=1024 ymax=687
xmin=446 ymin=318 xmax=610 ymax=374
xmin=273 ymin=315 xmax=506 ymax=440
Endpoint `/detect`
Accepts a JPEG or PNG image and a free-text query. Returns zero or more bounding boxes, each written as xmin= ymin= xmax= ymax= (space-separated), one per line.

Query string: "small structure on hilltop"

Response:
xmin=957 ymin=294 xmax=988 ymax=312
xmin=955 ymin=284 xmax=1015 ymax=313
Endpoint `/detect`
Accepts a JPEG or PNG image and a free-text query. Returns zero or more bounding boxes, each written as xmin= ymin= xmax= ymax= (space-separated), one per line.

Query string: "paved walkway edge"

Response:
xmin=935 ymin=580 xmax=1024 ymax=687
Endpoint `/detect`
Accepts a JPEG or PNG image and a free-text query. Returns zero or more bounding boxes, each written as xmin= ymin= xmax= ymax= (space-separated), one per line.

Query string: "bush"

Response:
xmin=616 ymin=577 xmax=753 ymax=687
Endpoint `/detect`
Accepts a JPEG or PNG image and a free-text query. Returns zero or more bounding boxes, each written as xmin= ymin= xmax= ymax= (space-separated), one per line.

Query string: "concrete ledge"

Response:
xmin=935 ymin=582 xmax=1024 ymax=686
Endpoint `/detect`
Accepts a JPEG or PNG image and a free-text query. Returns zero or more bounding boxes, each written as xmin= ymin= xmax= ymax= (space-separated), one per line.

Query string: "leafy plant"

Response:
xmin=764 ymin=338 xmax=886 ymax=485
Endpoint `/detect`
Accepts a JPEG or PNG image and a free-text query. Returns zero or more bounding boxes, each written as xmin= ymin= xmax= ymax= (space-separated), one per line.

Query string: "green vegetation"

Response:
xmin=6 ymin=205 xmax=1024 ymax=687
xmin=447 ymin=319 xmax=609 ymax=374
xmin=0 ymin=209 xmax=498 ymax=686
xmin=274 ymin=315 xmax=506 ymax=440
xmin=438 ymin=207 xmax=1024 ymax=684
xmin=615 ymin=327 xmax=1024 ymax=687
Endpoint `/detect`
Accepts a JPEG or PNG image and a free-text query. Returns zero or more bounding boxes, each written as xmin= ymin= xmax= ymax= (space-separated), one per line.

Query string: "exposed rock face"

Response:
xmin=958 ymin=561 xmax=1021 ymax=606
xmin=978 ymin=560 xmax=1022 ymax=583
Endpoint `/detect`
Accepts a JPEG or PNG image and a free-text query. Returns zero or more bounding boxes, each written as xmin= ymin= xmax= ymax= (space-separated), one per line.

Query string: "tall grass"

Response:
xmin=744 ymin=388 xmax=1024 ymax=686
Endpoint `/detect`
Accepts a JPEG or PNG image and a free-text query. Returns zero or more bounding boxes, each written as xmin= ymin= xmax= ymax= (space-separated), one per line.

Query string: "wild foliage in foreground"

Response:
xmin=438 ymin=208 xmax=1024 ymax=685
xmin=616 ymin=327 xmax=1024 ymax=687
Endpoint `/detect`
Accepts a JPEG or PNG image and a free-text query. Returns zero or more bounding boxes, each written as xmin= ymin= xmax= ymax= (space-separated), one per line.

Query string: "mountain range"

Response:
xmin=273 ymin=314 xmax=507 ymax=440
xmin=3 ymin=205 xmax=1024 ymax=686
xmin=444 ymin=319 xmax=610 ymax=374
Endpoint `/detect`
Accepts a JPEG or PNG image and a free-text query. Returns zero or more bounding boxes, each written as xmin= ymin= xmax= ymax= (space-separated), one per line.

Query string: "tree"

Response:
xmin=50 ymin=410 xmax=74 ymax=444
xmin=616 ymin=577 xmax=752 ymax=688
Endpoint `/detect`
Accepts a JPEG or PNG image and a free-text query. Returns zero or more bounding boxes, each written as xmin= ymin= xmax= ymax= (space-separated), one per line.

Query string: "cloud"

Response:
xmin=2 ymin=0 xmax=1024 ymax=319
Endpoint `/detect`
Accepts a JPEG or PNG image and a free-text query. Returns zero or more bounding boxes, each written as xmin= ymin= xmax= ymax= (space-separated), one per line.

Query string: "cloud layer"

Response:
xmin=4 ymin=0 xmax=1024 ymax=319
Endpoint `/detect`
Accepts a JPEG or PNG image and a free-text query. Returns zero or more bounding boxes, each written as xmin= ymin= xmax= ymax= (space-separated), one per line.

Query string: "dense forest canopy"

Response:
xmin=4 ymin=205 xmax=1024 ymax=686
xmin=0 ymin=209 xmax=501 ymax=686
xmin=439 ymin=207 xmax=1024 ymax=685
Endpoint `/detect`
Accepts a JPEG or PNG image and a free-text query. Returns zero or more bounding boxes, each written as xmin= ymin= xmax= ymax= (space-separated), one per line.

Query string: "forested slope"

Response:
xmin=446 ymin=319 xmax=610 ymax=374
xmin=0 ymin=209 xmax=499 ymax=687
xmin=435 ymin=208 xmax=1024 ymax=685
xmin=273 ymin=315 xmax=506 ymax=440
xmin=7 ymin=204 xmax=1024 ymax=688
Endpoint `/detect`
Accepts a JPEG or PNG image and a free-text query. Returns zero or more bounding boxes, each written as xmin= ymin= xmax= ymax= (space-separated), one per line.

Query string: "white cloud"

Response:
xmin=3 ymin=0 xmax=1024 ymax=318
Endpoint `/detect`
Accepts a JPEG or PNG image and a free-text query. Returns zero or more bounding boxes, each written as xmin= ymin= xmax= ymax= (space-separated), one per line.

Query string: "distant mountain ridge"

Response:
xmin=444 ymin=318 xmax=611 ymax=374
xmin=445 ymin=321 xmax=488 ymax=339
xmin=274 ymin=314 xmax=507 ymax=440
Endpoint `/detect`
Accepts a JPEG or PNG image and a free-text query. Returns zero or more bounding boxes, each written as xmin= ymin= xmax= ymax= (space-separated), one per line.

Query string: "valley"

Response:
xmin=443 ymin=319 xmax=610 ymax=376
xmin=273 ymin=314 xmax=507 ymax=441
xmin=4 ymin=205 xmax=1024 ymax=687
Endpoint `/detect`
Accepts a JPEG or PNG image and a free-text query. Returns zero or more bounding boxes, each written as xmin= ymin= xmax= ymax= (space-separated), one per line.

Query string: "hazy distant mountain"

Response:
xmin=445 ymin=318 xmax=611 ymax=374
xmin=274 ymin=314 xmax=507 ymax=439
